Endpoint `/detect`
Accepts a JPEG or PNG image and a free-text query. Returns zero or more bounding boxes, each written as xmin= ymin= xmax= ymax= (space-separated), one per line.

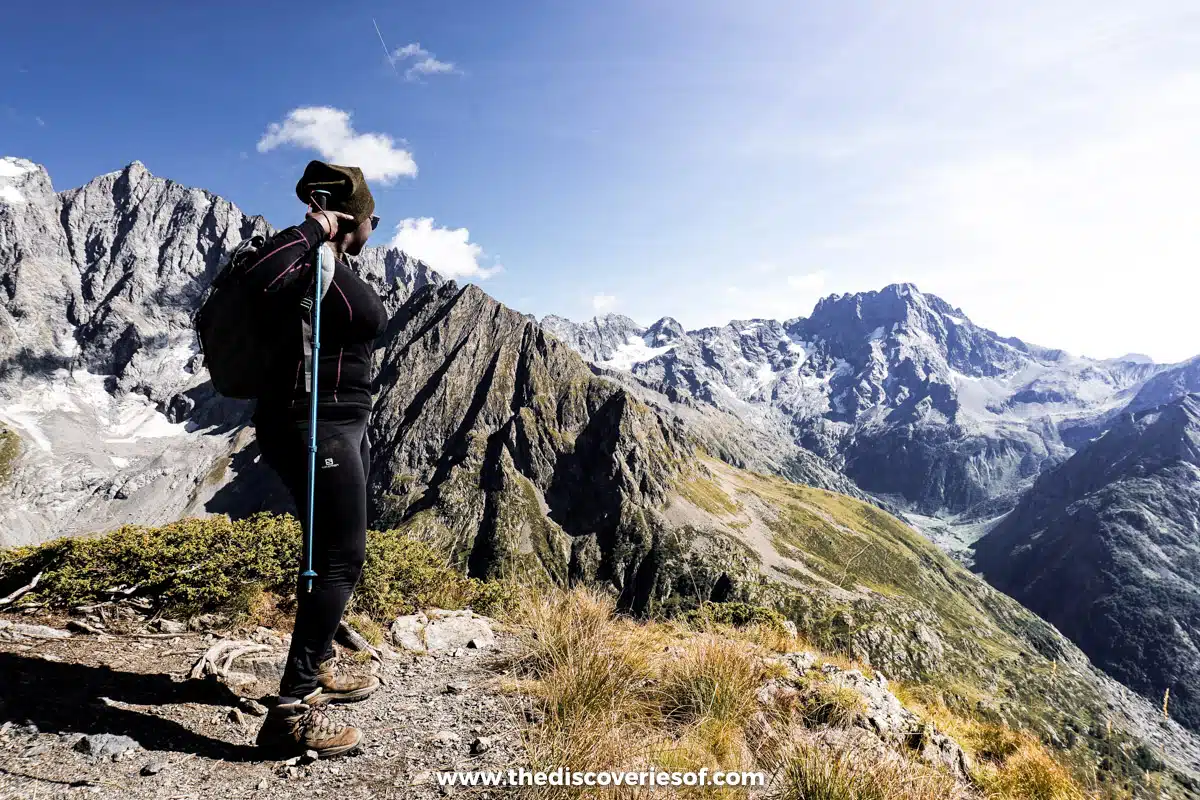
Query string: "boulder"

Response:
xmin=390 ymin=612 xmax=429 ymax=652
xmin=425 ymin=610 xmax=495 ymax=652
xmin=389 ymin=609 xmax=496 ymax=653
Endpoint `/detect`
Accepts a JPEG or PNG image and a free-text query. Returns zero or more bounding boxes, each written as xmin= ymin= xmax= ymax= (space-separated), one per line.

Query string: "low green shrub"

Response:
xmin=0 ymin=513 xmax=516 ymax=621
xmin=685 ymin=600 xmax=789 ymax=631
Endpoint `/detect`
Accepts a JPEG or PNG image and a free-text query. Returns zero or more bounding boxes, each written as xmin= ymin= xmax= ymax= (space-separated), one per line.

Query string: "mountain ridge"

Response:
xmin=975 ymin=392 xmax=1200 ymax=732
xmin=540 ymin=283 xmax=1192 ymax=520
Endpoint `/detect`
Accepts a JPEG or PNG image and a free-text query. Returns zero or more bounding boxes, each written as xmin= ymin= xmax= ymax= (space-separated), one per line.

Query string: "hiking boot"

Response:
xmin=315 ymin=657 xmax=381 ymax=704
xmin=255 ymin=690 xmax=363 ymax=758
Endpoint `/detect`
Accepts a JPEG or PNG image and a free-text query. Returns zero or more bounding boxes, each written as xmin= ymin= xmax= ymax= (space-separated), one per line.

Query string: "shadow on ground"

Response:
xmin=0 ymin=652 xmax=263 ymax=762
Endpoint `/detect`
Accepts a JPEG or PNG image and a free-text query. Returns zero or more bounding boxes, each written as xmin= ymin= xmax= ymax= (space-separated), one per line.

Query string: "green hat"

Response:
xmin=295 ymin=160 xmax=376 ymax=224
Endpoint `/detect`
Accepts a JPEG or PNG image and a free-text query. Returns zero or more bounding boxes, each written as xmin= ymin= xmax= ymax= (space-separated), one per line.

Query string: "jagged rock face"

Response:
xmin=369 ymin=282 xmax=686 ymax=607
xmin=975 ymin=394 xmax=1200 ymax=732
xmin=0 ymin=158 xmax=439 ymax=545
xmin=538 ymin=313 xmax=646 ymax=364
xmin=543 ymin=283 xmax=1188 ymax=517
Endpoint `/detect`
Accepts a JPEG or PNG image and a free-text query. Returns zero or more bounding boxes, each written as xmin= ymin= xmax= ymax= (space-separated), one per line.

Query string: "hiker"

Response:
xmin=237 ymin=161 xmax=388 ymax=758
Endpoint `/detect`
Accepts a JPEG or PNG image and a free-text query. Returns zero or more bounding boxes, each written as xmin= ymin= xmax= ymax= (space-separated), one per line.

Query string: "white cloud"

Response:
xmin=391 ymin=42 xmax=460 ymax=81
xmin=592 ymin=294 xmax=617 ymax=313
xmin=257 ymin=107 xmax=417 ymax=184
xmin=407 ymin=57 xmax=459 ymax=79
xmin=390 ymin=217 xmax=498 ymax=280
xmin=393 ymin=43 xmax=427 ymax=60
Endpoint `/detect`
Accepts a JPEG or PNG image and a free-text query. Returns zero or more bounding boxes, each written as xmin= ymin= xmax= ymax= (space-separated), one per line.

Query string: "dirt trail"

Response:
xmin=0 ymin=620 xmax=526 ymax=799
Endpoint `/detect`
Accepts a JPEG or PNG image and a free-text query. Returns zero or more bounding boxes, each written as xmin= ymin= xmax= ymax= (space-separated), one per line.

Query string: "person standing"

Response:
xmin=236 ymin=160 xmax=388 ymax=758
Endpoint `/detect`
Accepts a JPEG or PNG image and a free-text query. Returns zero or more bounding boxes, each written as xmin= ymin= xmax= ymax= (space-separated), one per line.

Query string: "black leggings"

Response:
xmin=254 ymin=405 xmax=371 ymax=700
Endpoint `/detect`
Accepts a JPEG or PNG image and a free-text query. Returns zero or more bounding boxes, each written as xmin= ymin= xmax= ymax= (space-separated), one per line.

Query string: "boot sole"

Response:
xmin=257 ymin=728 xmax=364 ymax=760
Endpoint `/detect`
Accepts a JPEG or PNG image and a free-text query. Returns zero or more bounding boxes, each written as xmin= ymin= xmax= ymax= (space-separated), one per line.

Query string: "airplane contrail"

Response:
xmin=373 ymin=18 xmax=400 ymax=78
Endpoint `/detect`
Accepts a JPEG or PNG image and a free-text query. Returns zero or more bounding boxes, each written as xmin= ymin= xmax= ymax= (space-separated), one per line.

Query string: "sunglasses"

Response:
xmin=370 ymin=215 xmax=380 ymax=231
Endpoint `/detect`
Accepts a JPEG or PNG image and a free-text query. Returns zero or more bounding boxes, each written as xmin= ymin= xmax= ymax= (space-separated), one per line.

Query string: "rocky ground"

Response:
xmin=0 ymin=610 xmax=527 ymax=800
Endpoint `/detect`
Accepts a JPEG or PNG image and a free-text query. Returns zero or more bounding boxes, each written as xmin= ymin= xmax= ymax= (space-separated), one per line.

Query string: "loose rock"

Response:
xmin=73 ymin=733 xmax=140 ymax=759
xmin=0 ymin=620 xmax=72 ymax=640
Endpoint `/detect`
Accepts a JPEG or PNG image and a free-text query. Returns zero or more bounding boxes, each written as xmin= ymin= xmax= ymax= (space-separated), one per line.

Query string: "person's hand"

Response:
xmin=306 ymin=208 xmax=355 ymax=241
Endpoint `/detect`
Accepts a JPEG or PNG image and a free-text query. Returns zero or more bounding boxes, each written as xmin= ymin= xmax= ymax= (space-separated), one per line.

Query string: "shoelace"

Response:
xmin=298 ymin=705 xmax=342 ymax=740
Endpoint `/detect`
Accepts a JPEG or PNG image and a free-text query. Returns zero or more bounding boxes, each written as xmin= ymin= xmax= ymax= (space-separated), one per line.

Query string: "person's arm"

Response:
xmin=236 ymin=218 xmax=325 ymax=294
xmin=237 ymin=210 xmax=353 ymax=294
xmin=325 ymin=262 xmax=389 ymax=341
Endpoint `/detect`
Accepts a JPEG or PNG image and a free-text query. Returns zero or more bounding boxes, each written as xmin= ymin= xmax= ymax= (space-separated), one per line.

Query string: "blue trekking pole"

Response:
xmin=301 ymin=190 xmax=332 ymax=593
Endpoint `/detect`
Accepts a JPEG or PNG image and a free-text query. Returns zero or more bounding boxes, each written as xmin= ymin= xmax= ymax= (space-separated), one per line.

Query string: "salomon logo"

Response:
xmin=322 ymin=457 xmax=339 ymax=469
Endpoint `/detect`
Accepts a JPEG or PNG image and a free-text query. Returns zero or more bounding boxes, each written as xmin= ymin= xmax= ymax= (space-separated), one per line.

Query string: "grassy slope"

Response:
xmin=507 ymin=588 xmax=1085 ymax=800
xmin=664 ymin=458 xmax=1197 ymax=798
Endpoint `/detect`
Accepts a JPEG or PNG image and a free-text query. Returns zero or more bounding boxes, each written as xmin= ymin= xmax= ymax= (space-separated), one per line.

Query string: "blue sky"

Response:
xmin=3 ymin=1 xmax=1199 ymax=361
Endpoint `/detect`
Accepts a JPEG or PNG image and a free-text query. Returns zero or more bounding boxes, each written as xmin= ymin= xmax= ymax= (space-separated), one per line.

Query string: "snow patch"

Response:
xmin=0 ymin=408 xmax=52 ymax=453
xmin=110 ymin=456 xmax=130 ymax=468
xmin=0 ymin=186 xmax=25 ymax=205
xmin=0 ymin=158 xmax=34 ymax=205
xmin=597 ymin=335 xmax=676 ymax=371
xmin=0 ymin=158 xmax=35 ymax=179
xmin=0 ymin=370 xmax=187 ymax=455
xmin=754 ymin=363 xmax=778 ymax=389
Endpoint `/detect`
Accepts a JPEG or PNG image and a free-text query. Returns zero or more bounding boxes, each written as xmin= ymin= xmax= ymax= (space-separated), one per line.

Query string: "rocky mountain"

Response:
xmin=543 ymin=285 xmax=1193 ymax=528
xmin=367 ymin=281 xmax=687 ymax=609
xmin=0 ymin=157 xmax=438 ymax=546
xmin=975 ymin=393 xmax=1200 ymax=732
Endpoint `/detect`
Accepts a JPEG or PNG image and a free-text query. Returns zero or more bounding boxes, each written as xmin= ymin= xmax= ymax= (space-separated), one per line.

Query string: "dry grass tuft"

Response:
xmin=768 ymin=739 xmax=976 ymax=800
xmin=659 ymin=636 xmax=767 ymax=728
xmin=510 ymin=588 xmax=654 ymax=725
xmin=796 ymin=682 xmax=866 ymax=729
xmin=893 ymin=682 xmax=1087 ymax=799
xmin=973 ymin=741 xmax=1086 ymax=800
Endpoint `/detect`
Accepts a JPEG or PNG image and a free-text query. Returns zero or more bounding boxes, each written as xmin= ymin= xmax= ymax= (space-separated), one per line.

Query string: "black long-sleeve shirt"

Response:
xmin=238 ymin=217 xmax=388 ymax=416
